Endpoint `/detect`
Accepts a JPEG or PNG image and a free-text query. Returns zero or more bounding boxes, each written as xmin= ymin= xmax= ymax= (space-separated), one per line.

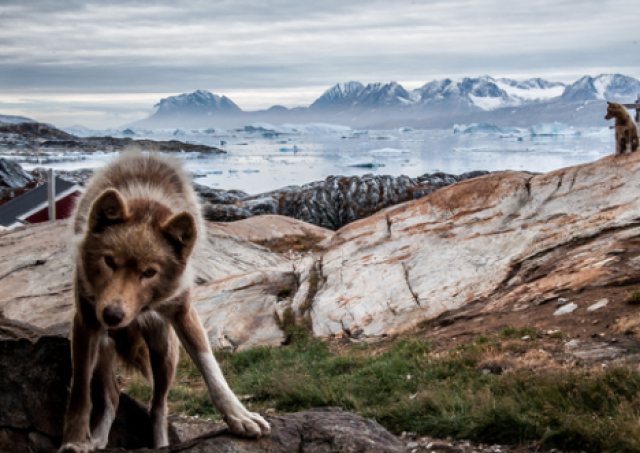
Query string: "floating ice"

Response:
xmin=529 ymin=122 xmax=580 ymax=137
xmin=453 ymin=123 xmax=522 ymax=136
xmin=370 ymin=148 xmax=412 ymax=155
xmin=245 ymin=122 xmax=350 ymax=134
xmin=582 ymin=127 xmax=614 ymax=138
xmin=173 ymin=128 xmax=191 ymax=136
xmin=397 ymin=127 xmax=413 ymax=133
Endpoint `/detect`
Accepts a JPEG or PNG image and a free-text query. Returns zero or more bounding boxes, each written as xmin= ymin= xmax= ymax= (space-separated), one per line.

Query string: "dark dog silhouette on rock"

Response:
xmin=605 ymin=101 xmax=639 ymax=155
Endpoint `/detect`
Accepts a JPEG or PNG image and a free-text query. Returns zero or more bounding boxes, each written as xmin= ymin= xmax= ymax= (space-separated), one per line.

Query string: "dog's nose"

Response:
xmin=103 ymin=306 xmax=125 ymax=326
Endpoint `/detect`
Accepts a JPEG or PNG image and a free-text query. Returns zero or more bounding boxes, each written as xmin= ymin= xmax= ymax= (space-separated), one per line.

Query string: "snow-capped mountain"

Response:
xmin=0 ymin=114 xmax=37 ymax=125
xmin=310 ymin=81 xmax=412 ymax=110
xmin=312 ymin=76 xmax=568 ymax=114
xmin=310 ymin=82 xmax=365 ymax=109
xmin=413 ymin=76 xmax=566 ymax=112
xmin=414 ymin=76 xmax=512 ymax=112
xmin=129 ymin=74 xmax=640 ymax=129
xmin=561 ymin=74 xmax=640 ymax=102
xmin=153 ymin=89 xmax=242 ymax=117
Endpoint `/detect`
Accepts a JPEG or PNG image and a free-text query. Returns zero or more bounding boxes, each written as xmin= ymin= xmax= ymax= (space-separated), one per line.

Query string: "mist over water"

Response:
xmin=19 ymin=126 xmax=614 ymax=195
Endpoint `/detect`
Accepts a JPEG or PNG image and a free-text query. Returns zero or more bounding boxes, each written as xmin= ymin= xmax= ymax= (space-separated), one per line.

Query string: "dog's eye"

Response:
xmin=104 ymin=256 xmax=116 ymax=270
xmin=142 ymin=268 xmax=157 ymax=279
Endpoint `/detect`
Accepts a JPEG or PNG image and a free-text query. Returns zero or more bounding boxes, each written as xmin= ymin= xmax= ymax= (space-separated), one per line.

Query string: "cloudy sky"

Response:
xmin=1 ymin=0 xmax=638 ymax=128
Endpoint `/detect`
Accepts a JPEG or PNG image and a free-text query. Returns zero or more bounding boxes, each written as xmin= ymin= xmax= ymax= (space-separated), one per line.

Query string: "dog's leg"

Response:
xmin=89 ymin=336 xmax=119 ymax=449
xmin=140 ymin=313 xmax=178 ymax=448
xmin=59 ymin=313 xmax=104 ymax=453
xmin=170 ymin=302 xmax=270 ymax=438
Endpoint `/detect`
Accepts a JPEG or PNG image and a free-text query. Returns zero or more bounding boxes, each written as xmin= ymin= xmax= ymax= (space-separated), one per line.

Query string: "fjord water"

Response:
xmin=25 ymin=126 xmax=614 ymax=194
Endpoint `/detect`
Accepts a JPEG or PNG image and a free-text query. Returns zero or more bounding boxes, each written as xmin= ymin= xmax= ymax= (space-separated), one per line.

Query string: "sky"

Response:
xmin=0 ymin=0 xmax=639 ymax=128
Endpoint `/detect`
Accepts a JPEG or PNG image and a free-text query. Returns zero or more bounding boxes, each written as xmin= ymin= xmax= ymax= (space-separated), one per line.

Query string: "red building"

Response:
xmin=0 ymin=176 xmax=82 ymax=230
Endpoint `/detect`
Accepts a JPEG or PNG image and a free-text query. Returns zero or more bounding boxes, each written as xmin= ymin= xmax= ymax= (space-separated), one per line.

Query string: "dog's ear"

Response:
xmin=607 ymin=101 xmax=611 ymax=105
xmin=162 ymin=212 xmax=197 ymax=260
xmin=88 ymin=189 xmax=127 ymax=232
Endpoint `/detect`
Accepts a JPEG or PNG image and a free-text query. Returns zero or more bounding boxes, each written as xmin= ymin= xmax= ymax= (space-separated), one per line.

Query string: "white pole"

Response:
xmin=48 ymin=168 xmax=56 ymax=221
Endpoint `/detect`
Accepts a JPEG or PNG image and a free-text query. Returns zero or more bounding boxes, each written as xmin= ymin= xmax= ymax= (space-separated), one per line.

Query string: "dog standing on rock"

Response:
xmin=605 ymin=101 xmax=639 ymax=155
xmin=59 ymin=152 xmax=269 ymax=453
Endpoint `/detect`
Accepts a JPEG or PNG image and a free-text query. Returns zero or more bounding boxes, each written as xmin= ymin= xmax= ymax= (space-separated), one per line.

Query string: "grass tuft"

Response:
xmin=625 ymin=290 xmax=640 ymax=305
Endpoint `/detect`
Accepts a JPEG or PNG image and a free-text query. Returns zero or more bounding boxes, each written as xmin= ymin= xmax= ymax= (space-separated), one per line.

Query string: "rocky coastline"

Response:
xmin=0 ymin=121 xmax=225 ymax=155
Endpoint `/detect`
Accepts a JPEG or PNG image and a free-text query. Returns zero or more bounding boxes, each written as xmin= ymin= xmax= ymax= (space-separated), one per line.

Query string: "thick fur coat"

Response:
xmin=605 ymin=101 xmax=639 ymax=155
xmin=59 ymin=152 xmax=269 ymax=453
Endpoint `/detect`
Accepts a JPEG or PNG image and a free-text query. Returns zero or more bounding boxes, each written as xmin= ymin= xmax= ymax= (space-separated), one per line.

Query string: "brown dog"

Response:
xmin=59 ymin=152 xmax=269 ymax=453
xmin=605 ymin=101 xmax=639 ymax=155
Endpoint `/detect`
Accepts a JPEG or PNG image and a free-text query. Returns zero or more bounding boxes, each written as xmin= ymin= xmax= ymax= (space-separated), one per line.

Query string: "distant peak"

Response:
xmin=152 ymin=90 xmax=242 ymax=116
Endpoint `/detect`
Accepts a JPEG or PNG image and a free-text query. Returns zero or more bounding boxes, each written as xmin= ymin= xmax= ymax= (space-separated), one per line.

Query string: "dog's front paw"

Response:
xmin=58 ymin=442 xmax=96 ymax=453
xmin=223 ymin=406 xmax=271 ymax=438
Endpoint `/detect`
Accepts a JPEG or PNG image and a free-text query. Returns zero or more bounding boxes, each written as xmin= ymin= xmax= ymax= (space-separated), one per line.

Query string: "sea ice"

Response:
xmin=370 ymin=148 xmax=411 ymax=155
xmin=453 ymin=123 xmax=522 ymax=136
xmin=529 ymin=122 xmax=580 ymax=137
xmin=246 ymin=122 xmax=351 ymax=134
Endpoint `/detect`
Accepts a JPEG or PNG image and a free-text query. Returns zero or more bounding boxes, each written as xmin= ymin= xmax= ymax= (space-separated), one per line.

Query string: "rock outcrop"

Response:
xmin=3 ymin=152 xmax=640 ymax=347
xmin=203 ymin=171 xmax=490 ymax=229
xmin=0 ymin=122 xmax=224 ymax=154
xmin=0 ymin=158 xmax=36 ymax=201
xmin=0 ymin=318 xmax=164 ymax=452
xmin=307 ymin=152 xmax=640 ymax=339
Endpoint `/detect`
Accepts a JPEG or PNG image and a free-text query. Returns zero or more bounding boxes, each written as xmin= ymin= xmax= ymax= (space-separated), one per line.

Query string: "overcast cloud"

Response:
xmin=0 ymin=0 xmax=638 ymax=127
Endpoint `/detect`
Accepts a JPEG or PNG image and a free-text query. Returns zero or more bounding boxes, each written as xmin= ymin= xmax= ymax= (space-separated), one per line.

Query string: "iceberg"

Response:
xmin=453 ymin=123 xmax=522 ymax=136
xmin=246 ymin=122 xmax=275 ymax=131
xmin=529 ymin=122 xmax=580 ymax=137
xmin=245 ymin=122 xmax=350 ymax=134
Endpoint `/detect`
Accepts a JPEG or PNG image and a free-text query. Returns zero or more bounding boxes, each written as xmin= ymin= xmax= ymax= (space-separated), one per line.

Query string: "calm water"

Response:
xmin=18 ymin=126 xmax=614 ymax=195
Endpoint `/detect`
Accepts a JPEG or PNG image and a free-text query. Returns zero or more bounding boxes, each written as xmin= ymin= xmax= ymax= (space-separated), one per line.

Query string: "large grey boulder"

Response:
xmin=104 ymin=408 xmax=404 ymax=453
xmin=0 ymin=318 xmax=165 ymax=452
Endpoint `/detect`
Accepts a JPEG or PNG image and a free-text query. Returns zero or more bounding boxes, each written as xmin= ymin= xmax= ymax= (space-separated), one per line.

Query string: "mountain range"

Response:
xmin=131 ymin=74 xmax=640 ymax=129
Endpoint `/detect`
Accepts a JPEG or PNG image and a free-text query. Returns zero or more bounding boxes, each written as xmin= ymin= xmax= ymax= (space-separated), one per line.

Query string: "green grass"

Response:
xmin=625 ymin=290 xmax=640 ymax=305
xmin=125 ymin=329 xmax=640 ymax=452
